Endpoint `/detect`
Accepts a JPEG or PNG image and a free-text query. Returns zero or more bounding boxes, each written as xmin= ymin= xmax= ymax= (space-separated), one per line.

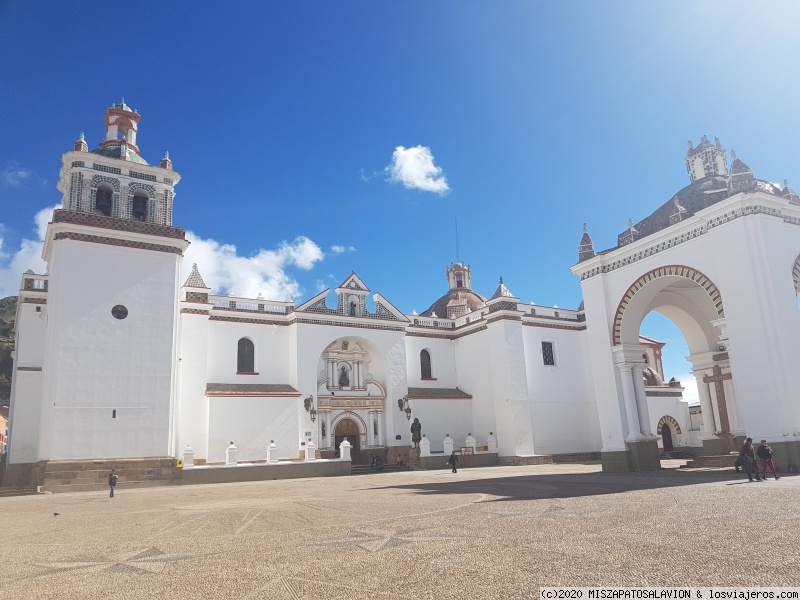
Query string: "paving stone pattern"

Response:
xmin=1 ymin=463 xmax=798 ymax=599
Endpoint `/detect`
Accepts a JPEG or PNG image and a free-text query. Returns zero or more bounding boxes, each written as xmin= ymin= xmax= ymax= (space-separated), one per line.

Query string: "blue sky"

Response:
xmin=1 ymin=1 xmax=799 ymax=397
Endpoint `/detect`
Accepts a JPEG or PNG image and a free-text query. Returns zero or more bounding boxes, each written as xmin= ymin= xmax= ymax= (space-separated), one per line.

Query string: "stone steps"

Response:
xmin=40 ymin=479 xmax=174 ymax=494
xmin=349 ymin=463 xmax=413 ymax=476
xmin=681 ymin=453 xmax=739 ymax=469
xmin=661 ymin=450 xmax=694 ymax=460
xmin=0 ymin=486 xmax=38 ymax=497
xmin=40 ymin=458 xmax=180 ymax=493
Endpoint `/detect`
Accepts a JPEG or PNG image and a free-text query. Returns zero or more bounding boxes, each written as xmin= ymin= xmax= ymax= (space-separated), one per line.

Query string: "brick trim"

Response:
xmin=54 ymin=232 xmax=182 ymax=254
xmin=53 ymin=209 xmax=185 ymax=239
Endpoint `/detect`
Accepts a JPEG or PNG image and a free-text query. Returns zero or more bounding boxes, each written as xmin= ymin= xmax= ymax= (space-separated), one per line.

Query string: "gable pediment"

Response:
xmin=335 ymin=272 xmax=370 ymax=294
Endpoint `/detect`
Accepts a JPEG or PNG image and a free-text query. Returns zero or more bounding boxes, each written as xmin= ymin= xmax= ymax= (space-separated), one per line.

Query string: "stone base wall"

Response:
xmin=419 ymin=453 xmax=498 ymax=470
xmin=498 ymin=452 xmax=601 ymax=466
xmin=181 ymin=460 xmax=350 ymax=485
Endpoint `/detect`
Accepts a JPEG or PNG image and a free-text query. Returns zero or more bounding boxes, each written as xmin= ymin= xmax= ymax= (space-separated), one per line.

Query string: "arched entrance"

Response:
xmin=660 ymin=423 xmax=674 ymax=451
xmin=335 ymin=418 xmax=361 ymax=464
xmin=612 ymin=265 xmax=738 ymax=457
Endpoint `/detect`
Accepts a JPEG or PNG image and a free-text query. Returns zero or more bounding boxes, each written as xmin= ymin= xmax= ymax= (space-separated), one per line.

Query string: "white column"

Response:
xmin=328 ymin=360 xmax=335 ymax=388
xmin=722 ymin=375 xmax=742 ymax=433
xmin=693 ymin=369 xmax=716 ymax=435
xmin=376 ymin=411 xmax=383 ymax=447
xmin=367 ymin=410 xmax=375 ymax=447
xmin=324 ymin=411 xmax=332 ymax=449
xmin=632 ymin=364 xmax=653 ymax=436
xmin=618 ymin=365 xmax=641 ymax=440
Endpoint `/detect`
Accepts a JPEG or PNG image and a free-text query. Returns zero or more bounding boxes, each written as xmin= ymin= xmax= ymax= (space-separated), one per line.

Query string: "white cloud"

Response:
xmin=330 ymin=245 xmax=356 ymax=255
xmin=385 ymin=145 xmax=450 ymax=195
xmin=0 ymin=204 xmax=60 ymax=297
xmin=0 ymin=162 xmax=34 ymax=188
xmin=183 ymin=232 xmax=324 ymax=300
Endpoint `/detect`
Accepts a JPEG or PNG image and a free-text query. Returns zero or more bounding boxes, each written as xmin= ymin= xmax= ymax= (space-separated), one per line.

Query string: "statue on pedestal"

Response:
xmin=410 ymin=418 xmax=422 ymax=448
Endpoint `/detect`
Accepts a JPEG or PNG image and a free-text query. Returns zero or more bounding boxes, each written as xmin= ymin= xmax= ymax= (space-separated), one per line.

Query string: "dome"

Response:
xmin=91 ymin=145 xmax=149 ymax=165
xmin=421 ymin=289 xmax=487 ymax=318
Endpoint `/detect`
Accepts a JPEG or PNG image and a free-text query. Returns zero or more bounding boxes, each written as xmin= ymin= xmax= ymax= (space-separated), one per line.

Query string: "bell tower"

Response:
xmin=58 ymin=100 xmax=180 ymax=224
xmin=24 ymin=102 xmax=190 ymax=464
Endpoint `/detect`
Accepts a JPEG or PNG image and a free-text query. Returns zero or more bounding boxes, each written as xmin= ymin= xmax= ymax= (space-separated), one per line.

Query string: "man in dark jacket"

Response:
xmin=447 ymin=451 xmax=458 ymax=473
xmin=739 ymin=438 xmax=762 ymax=482
xmin=757 ymin=439 xmax=780 ymax=480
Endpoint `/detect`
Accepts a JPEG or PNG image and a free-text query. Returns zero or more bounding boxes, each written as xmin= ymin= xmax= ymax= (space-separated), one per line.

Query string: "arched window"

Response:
xmin=420 ymin=349 xmax=432 ymax=379
xmin=237 ymin=338 xmax=255 ymax=373
xmin=132 ymin=193 xmax=148 ymax=222
xmin=95 ymin=187 xmax=113 ymax=216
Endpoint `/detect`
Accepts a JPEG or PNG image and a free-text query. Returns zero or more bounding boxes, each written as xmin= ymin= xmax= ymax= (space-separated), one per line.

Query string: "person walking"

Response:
xmin=447 ymin=451 xmax=458 ymax=473
xmin=739 ymin=438 xmax=762 ymax=482
xmin=757 ymin=439 xmax=780 ymax=480
xmin=108 ymin=469 xmax=118 ymax=497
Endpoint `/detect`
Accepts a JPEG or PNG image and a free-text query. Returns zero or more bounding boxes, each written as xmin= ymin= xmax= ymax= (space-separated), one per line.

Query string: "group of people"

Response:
xmin=737 ymin=438 xmax=780 ymax=482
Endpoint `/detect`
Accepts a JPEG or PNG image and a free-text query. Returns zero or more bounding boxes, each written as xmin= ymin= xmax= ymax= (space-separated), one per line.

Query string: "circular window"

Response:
xmin=111 ymin=305 xmax=128 ymax=320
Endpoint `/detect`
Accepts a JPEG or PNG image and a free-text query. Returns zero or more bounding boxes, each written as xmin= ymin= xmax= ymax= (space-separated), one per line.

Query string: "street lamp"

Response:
xmin=398 ymin=395 xmax=411 ymax=420
xmin=304 ymin=395 xmax=317 ymax=423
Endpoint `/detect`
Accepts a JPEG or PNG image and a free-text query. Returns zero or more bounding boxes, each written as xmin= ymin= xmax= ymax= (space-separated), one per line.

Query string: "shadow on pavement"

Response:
xmin=371 ymin=468 xmax=782 ymax=502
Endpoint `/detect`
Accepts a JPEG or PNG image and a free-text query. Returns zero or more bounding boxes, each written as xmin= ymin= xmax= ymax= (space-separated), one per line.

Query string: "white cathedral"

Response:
xmin=6 ymin=104 xmax=800 ymax=487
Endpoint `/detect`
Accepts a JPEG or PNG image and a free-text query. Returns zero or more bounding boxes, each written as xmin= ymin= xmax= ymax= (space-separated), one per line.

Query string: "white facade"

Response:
xmin=14 ymin=107 xmax=799 ymax=475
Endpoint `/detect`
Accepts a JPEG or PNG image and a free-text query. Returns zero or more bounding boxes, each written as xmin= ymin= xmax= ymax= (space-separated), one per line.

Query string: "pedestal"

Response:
xmin=339 ymin=438 xmax=352 ymax=462
xmin=225 ymin=443 xmax=238 ymax=467
xmin=443 ymin=435 xmax=454 ymax=455
xmin=305 ymin=440 xmax=316 ymax=462
xmin=183 ymin=445 xmax=195 ymax=469
xmin=701 ymin=433 xmax=736 ymax=456
xmin=487 ymin=432 xmax=497 ymax=453
xmin=419 ymin=436 xmax=431 ymax=457
xmin=267 ymin=441 xmax=278 ymax=464
xmin=626 ymin=438 xmax=661 ymax=472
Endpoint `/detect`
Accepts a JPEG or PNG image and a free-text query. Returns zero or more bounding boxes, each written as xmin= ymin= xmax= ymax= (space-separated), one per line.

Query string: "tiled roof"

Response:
xmin=206 ymin=383 xmax=300 ymax=396
xmin=407 ymin=387 xmax=472 ymax=399
xmin=184 ymin=263 xmax=209 ymax=288
xmin=421 ymin=289 xmax=486 ymax=318
xmin=91 ymin=146 xmax=149 ymax=165
xmin=490 ymin=279 xmax=515 ymax=300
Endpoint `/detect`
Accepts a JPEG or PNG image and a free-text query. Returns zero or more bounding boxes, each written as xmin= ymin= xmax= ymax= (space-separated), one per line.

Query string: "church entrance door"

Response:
xmin=335 ymin=418 xmax=361 ymax=464
xmin=661 ymin=424 xmax=674 ymax=452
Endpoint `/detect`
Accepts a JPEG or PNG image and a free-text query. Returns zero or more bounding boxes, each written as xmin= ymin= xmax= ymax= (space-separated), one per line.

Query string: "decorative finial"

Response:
xmin=164 ymin=151 xmax=170 ymax=159
xmin=731 ymin=149 xmax=737 ymax=160
xmin=79 ymin=132 xmax=85 ymax=141
xmin=499 ymin=276 xmax=504 ymax=285
xmin=629 ymin=218 xmax=634 ymax=229
xmin=784 ymin=179 xmax=789 ymax=189
xmin=687 ymin=140 xmax=693 ymax=150
xmin=192 ymin=263 xmax=198 ymax=269
xmin=583 ymin=223 xmax=588 ymax=234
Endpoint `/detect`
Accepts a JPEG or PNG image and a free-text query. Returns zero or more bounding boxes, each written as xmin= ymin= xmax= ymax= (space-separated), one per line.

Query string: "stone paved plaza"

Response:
xmin=2 ymin=463 xmax=799 ymax=599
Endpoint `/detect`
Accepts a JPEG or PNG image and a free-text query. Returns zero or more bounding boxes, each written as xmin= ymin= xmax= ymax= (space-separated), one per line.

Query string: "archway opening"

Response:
xmin=615 ymin=266 xmax=734 ymax=458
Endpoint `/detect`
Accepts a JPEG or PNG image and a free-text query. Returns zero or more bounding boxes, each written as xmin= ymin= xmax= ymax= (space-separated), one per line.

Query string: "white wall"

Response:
xmin=522 ymin=325 xmax=602 ymax=454
xmin=41 ymin=241 xmax=180 ymax=460
xmin=408 ymin=399 xmax=474 ymax=453
xmin=208 ymin=396 xmax=298 ymax=463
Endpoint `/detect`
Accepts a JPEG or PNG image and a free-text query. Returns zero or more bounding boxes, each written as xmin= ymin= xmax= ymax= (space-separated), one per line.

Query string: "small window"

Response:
xmin=95 ymin=187 xmax=112 ymax=216
xmin=456 ymin=274 xmax=463 ymax=288
xmin=237 ymin=338 xmax=255 ymax=373
xmin=132 ymin=194 xmax=148 ymax=222
xmin=420 ymin=349 xmax=432 ymax=379
xmin=542 ymin=341 xmax=555 ymax=366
